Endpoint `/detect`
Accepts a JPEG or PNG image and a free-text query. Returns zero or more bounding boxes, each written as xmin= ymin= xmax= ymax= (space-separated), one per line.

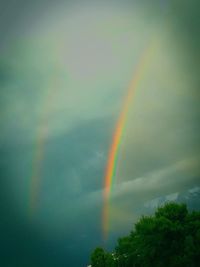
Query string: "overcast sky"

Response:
xmin=0 ymin=0 xmax=199 ymax=266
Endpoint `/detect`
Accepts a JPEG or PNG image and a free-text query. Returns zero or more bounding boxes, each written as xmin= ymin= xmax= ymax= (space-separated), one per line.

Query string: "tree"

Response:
xmin=90 ymin=203 xmax=200 ymax=267
xmin=115 ymin=203 xmax=200 ymax=267
xmin=105 ymin=252 xmax=117 ymax=267
xmin=90 ymin=247 xmax=116 ymax=267
xmin=90 ymin=247 xmax=106 ymax=267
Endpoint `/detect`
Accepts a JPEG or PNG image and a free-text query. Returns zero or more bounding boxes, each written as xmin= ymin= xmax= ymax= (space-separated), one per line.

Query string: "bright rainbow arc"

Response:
xmin=102 ymin=42 xmax=155 ymax=240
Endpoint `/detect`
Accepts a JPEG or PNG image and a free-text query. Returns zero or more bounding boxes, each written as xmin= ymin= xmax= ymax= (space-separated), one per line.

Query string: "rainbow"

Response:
xmin=29 ymin=78 xmax=59 ymax=217
xmin=29 ymin=44 xmax=63 ymax=217
xmin=102 ymin=42 xmax=155 ymax=239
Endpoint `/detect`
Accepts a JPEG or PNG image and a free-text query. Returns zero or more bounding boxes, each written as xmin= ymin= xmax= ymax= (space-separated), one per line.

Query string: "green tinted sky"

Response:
xmin=0 ymin=1 xmax=199 ymax=266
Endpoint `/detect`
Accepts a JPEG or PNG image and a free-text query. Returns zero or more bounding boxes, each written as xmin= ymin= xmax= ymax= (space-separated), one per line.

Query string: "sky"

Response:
xmin=0 ymin=0 xmax=200 ymax=266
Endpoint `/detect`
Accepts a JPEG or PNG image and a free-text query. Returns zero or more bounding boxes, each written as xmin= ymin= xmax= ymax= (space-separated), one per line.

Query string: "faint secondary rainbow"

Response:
xmin=29 ymin=43 xmax=63 ymax=217
xmin=102 ymin=42 xmax=155 ymax=239
xmin=29 ymin=87 xmax=55 ymax=216
xmin=29 ymin=73 xmax=61 ymax=217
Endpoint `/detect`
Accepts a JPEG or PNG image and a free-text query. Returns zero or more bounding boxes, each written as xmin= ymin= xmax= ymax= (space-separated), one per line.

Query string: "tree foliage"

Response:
xmin=90 ymin=203 xmax=200 ymax=267
xmin=91 ymin=247 xmax=106 ymax=267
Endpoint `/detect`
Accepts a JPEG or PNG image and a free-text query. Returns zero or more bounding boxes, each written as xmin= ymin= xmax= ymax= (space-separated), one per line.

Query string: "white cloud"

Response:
xmin=165 ymin=192 xmax=179 ymax=201
xmin=188 ymin=186 xmax=200 ymax=194
xmin=112 ymin=155 xmax=200 ymax=198
xmin=81 ymin=154 xmax=200 ymax=208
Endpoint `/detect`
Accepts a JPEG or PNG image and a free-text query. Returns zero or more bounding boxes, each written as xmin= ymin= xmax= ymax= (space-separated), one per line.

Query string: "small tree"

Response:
xmin=90 ymin=247 xmax=106 ymax=267
xmin=105 ymin=252 xmax=117 ymax=267
xmin=90 ymin=247 xmax=117 ymax=267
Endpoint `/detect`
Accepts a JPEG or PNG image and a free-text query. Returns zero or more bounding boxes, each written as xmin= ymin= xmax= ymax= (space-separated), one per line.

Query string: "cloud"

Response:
xmin=112 ymin=155 xmax=200 ymax=199
xmin=80 ymin=154 xmax=200 ymax=212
